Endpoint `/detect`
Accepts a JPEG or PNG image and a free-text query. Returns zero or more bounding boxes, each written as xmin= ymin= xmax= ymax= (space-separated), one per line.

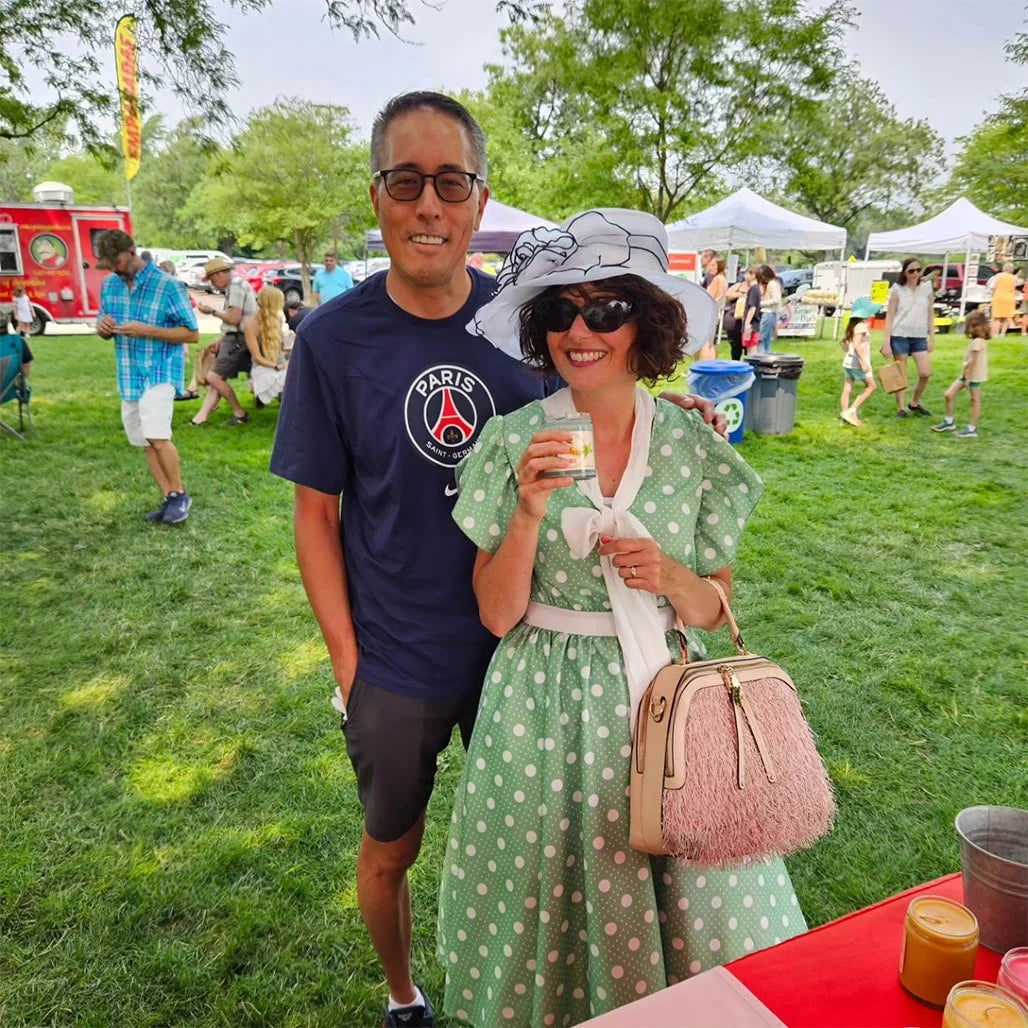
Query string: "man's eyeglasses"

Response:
xmin=374 ymin=168 xmax=482 ymax=203
xmin=535 ymin=297 xmax=636 ymax=334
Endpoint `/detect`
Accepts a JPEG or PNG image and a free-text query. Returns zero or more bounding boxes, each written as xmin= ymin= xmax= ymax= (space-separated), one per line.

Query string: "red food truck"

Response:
xmin=0 ymin=185 xmax=132 ymax=335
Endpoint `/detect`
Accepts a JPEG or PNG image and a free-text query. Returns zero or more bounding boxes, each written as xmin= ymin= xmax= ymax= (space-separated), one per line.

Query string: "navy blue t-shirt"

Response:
xmin=270 ymin=269 xmax=546 ymax=700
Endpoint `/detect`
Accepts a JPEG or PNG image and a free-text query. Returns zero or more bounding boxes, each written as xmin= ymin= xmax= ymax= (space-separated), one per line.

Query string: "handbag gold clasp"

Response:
xmin=649 ymin=696 xmax=667 ymax=722
xmin=718 ymin=665 xmax=742 ymax=705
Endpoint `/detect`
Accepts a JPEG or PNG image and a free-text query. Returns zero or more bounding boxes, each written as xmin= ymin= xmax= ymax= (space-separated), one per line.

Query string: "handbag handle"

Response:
xmin=704 ymin=577 xmax=748 ymax=655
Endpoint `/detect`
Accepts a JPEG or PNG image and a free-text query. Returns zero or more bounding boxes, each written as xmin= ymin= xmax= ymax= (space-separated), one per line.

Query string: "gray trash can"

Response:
xmin=743 ymin=353 xmax=804 ymax=435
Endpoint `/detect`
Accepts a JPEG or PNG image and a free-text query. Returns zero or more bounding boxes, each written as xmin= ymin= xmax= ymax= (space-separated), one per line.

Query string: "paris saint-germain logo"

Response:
xmin=404 ymin=364 xmax=496 ymax=468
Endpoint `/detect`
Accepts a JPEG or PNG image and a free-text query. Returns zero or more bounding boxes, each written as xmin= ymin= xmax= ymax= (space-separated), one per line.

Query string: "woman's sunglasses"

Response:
xmin=535 ymin=297 xmax=636 ymax=333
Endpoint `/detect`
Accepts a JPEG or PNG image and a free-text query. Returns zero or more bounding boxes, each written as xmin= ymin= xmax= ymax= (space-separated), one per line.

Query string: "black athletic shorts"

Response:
xmin=340 ymin=675 xmax=479 ymax=843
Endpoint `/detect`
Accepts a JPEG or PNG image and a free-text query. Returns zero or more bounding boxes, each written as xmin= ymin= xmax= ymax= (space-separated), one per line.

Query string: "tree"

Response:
xmin=41 ymin=115 xmax=168 ymax=209
xmin=471 ymin=0 xmax=854 ymax=224
xmin=777 ymin=69 xmax=945 ymax=236
xmin=939 ymin=30 xmax=1028 ymax=225
xmin=0 ymin=123 xmax=66 ymax=201
xmin=186 ymin=98 xmax=370 ymax=298
xmin=0 ymin=1 xmax=546 ymax=154
xmin=131 ymin=118 xmax=224 ymax=248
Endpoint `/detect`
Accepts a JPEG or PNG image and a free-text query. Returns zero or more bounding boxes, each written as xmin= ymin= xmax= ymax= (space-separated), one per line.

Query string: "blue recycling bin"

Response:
xmin=686 ymin=359 xmax=755 ymax=444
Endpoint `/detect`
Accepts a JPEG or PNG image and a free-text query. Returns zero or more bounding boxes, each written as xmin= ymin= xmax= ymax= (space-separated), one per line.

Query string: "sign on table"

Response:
xmin=777 ymin=301 xmax=818 ymax=337
xmin=871 ymin=280 xmax=889 ymax=304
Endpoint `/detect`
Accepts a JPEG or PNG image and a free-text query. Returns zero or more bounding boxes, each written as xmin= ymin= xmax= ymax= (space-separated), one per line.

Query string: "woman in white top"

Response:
xmin=882 ymin=257 xmax=935 ymax=417
xmin=757 ymin=265 xmax=781 ymax=354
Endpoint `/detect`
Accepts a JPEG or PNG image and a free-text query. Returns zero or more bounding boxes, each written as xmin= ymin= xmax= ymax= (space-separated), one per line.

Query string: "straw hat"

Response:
xmin=467 ymin=208 xmax=718 ymax=359
xmin=202 ymin=257 xmax=234 ymax=280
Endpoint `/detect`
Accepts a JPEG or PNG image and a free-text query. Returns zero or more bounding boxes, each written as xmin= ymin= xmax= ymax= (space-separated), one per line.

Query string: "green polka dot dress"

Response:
xmin=437 ymin=396 xmax=807 ymax=1027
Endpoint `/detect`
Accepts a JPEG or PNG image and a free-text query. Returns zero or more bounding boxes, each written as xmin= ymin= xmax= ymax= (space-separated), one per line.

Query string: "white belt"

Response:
xmin=524 ymin=601 xmax=677 ymax=637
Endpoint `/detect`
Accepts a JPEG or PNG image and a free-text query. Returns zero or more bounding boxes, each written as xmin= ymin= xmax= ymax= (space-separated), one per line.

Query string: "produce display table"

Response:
xmin=584 ymin=873 xmax=1004 ymax=1027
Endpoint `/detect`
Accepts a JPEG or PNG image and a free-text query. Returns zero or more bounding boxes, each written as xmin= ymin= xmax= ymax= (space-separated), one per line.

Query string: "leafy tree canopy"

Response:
xmin=0 ymin=0 xmax=545 ymax=153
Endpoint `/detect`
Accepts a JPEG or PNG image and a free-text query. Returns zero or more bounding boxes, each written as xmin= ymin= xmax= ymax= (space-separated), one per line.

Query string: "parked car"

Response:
xmin=262 ymin=263 xmax=324 ymax=304
xmin=345 ymin=257 xmax=391 ymax=283
xmin=921 ymin=262 xmax=1000 ymax=303
xmin=778 ymin=268 xmax=813 ymax=296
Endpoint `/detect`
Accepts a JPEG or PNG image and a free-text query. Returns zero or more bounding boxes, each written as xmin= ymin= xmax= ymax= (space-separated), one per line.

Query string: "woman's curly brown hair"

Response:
xmin=516 ymin=275 xmax=688 ymax=385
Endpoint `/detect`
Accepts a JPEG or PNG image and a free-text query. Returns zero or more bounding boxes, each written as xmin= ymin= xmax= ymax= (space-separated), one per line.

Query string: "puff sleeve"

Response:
xmin=452 ymin=414 xmax=519 ymax=554
xmin=691 ymin=422 xmax=764 ymax=576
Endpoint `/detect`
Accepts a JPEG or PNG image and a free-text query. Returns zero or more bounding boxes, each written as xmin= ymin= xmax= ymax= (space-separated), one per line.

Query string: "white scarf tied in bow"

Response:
xmin=540 ymin=386 xmax=673 ymax=733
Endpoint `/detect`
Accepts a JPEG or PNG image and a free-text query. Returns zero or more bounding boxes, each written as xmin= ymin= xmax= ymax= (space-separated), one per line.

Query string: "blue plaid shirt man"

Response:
xmin=99 ymin=262 xmax=198 ymax=400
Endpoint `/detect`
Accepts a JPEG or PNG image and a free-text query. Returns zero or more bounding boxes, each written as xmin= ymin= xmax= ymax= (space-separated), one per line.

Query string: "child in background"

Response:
xmin=13 ymin=284 xmax=33 ymax=341
xmin=839 ymin=297 xmax=880 ymax=426
xmin=933 ymin=310 xmax=990 ymax=437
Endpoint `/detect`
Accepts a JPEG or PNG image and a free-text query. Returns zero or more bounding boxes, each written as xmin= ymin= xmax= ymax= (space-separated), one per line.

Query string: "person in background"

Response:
xmin=94 ymin=230 xmax=198 ymax=524
xmin=699 ymin=248 xmax=716 ymax=288
xmin=1020 ymin=270 xmax=1028 ymax=336
xmin=882 ymin=257 xmax=934 ymax=417
xmin=192 ymin=259 xmax=258 ymax=426
xmin=839 ymin=298 xmax=880 ymax=427
xmin=312 ymin=251 xmax=354 ymax=306
xmin=284 ymin=298 xmax=314 ymax=333
xmin=12 ymin=284 xmax=33 ymax=344
xmin=933 ymin=309 xmax=990 ymax=438
xmin=140 ymin=250 xmax=154 ymax=265
xmin=466 ymin=252 xmax=497 ymax=276
xmin=741 ymin=265 xmax=762 ymax=352
xmin=244 ymin=285 xmax=290 ymax=408
xmin=697 ymin=256 xmax=727 ymax=359
xmin=757 ymin=264 xmax=781 ymax=354
xmin=988 ymin=262 xmax=1017 ymax=337
xmin=723 ymin=275 xmax=747 ymax=360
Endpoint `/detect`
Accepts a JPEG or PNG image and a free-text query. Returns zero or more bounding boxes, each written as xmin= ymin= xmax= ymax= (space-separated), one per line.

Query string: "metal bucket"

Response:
xmin=955 ymin=805 xmax=1028 ymax=952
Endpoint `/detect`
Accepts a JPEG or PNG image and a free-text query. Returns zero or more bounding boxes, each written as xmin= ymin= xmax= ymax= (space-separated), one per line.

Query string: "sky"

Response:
xmin=145 ymin=0 xmax=1026 ymax=151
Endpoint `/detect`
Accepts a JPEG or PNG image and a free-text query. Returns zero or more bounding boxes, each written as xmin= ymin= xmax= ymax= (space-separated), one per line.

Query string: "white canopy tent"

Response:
xmin=865 ymin=198 xmax=1028 ymax=316
xmin=666 ymin=187 xmax=847 ymax=252
xmin=364 ymin=198 xmax=557 ymax=254
xmin=665 ymin=187 xmax=847 ymax=339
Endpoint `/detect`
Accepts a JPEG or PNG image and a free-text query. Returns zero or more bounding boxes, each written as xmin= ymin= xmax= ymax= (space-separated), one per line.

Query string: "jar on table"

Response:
xmin=899 ymin=896 xmax=980 ymax=1007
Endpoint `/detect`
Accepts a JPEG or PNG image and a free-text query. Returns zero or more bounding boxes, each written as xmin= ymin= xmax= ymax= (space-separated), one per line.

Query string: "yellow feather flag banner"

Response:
xmin=115 ymin=15 xmax=141 ymax=182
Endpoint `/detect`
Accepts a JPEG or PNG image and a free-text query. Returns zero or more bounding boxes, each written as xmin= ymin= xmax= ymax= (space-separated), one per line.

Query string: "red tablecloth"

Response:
xmin=726 ymin=872 xmax=1003 ymax=1027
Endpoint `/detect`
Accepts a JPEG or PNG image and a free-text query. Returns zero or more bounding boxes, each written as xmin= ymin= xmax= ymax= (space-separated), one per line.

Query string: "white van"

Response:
xmin=812 ymin=260 xmax=901 ymax=308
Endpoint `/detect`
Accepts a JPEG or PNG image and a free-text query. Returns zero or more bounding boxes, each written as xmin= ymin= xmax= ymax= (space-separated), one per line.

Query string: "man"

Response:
xmin=700 ymin=248 xmax=716 ymax=288
xmin=312 ymin=250 xmax=354 ymax=306
xmin=192 ymin=258 xmax=257 ymax=426
xmin=271 ymin=91 xmax=722 ymax=1027
xmin=95 ymin=230 xmax=198 ymax=524
xmin=284 ymin=298 xmax=313 ymax=332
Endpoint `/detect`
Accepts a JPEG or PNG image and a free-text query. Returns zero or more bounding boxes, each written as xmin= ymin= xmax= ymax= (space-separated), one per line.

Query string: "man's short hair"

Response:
xmin=324 ymin=250 xmax=338 ymax=259
xmin=370 ymin=91 xmax=487 ymax=181
xmin=284 ymin=299 xmax=304 ymax=311
xmin=96 ymin=229 xmax=135 ymax=269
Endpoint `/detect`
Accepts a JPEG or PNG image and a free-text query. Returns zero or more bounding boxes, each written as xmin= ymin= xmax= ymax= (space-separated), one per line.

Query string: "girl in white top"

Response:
xmin=883 ymin=257 xmax=935 ymax=417
xmin=13 ymin=284 xmax=32 ymax=338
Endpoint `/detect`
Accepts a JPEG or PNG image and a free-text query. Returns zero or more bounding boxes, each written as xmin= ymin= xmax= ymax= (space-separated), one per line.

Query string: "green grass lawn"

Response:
xmin=1 ymin=329 xmax=1025 ymax=1026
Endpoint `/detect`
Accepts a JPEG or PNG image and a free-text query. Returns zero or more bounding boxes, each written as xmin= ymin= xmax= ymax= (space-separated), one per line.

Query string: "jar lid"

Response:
xmin=908 ymin=896 xmax=979 ymax=941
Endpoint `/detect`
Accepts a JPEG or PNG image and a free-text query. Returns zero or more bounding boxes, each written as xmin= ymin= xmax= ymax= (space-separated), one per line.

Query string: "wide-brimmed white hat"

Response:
xmin=468 ymin=208 xmax=718 ymax=359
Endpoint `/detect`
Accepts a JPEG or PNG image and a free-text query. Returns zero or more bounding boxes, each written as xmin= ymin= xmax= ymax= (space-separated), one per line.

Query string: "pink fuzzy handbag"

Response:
xmin=629 ymin=580 xmax=835 ymax=867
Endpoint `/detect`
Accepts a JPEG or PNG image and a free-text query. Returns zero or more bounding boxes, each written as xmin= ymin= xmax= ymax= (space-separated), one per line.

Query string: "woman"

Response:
xmin=741 ymin=265 xmax=762 ymax=353
xmin=989 ymin=262 xmax=1017 ymax=337
xmin=439 ymin=210 xmax=807 ymax=1028
xmin=757 ymin=265 xmax=781 ymax=354
xmin=722 ymin=275 xmax=748 ymax=360
xmin=244 ymin=285 xmax=291 ymax=406
xmin=696 ymin=257 xmax=727 ymax=360
xmin=883 ymin=257 xmax=934 ymax=417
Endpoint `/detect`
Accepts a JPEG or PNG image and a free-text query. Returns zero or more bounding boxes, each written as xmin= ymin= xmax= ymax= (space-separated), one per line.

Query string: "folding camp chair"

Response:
xmin=0 ymin=334 xmax=33 ymax=440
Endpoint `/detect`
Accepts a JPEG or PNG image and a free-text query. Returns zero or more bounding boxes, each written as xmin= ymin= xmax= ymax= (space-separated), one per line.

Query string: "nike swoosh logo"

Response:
xmin=444 ymin=484 xmax=459 ymax=497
